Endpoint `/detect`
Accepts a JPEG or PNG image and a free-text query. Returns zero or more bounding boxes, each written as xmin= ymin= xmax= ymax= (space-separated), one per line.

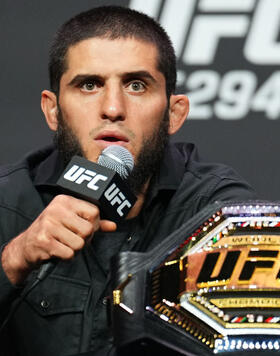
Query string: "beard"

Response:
xmin=54 ymin=108 xmax=169 ymax=195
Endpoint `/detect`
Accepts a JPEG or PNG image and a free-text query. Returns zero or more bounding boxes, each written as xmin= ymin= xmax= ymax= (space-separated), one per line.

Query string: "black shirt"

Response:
xmin=0 ymin=142 xmax=256 ymax=356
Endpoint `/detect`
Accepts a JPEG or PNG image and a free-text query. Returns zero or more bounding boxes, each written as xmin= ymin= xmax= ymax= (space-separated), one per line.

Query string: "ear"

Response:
xmin=41 ymin=90 xmax=58 ymax=131
xmin=168 ymin=94 xmax=189 ymax=135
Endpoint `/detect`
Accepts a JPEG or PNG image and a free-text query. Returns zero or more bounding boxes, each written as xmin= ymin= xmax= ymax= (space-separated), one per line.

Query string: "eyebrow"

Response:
xmin=67 ymin=74 xmax=102 ymax=87
xmin=122 ymin=70 xmax=157 ymax=83
xmin=67 ymin=70 xmax=157 ymax=87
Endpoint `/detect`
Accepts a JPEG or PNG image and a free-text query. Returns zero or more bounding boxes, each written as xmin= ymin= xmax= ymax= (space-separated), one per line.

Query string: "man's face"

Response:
xmin=55 ymin=105 xmax=169 ymax=195
xmin=57 ymin=37 xmax=169 ymax=165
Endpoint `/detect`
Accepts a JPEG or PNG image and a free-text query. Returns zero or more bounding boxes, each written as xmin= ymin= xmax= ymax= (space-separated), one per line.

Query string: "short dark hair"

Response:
xmin=49 ymin=6 xmax=177 ymax=98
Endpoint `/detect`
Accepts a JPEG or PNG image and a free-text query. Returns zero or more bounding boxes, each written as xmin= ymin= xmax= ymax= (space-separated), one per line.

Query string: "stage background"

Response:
xmin=0 ymin=0 xmax=279 ymax=199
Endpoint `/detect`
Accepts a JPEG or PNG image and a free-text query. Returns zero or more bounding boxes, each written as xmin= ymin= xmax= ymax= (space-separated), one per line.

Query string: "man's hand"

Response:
xmin=1 ymin=195 xmax=116 ymax=285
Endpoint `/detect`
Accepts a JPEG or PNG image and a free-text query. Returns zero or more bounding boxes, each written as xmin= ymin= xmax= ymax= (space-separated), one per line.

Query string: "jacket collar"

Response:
xmin=33 ymin=142 xmax=186 ymax=195
xmin=33 ymin=146 xmax=65 ymax=187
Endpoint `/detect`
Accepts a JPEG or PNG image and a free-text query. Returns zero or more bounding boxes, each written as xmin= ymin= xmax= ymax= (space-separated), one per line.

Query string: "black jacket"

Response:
xmin=0 ymin=143 xmax=256 ymax=356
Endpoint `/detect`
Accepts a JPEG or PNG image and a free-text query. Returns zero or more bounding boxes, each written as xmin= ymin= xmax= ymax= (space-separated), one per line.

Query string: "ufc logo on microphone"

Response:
xmin=104 ymin=183 xmax=132 ymax=217
xmin=63 ymin=164 xmax=108 ymax=191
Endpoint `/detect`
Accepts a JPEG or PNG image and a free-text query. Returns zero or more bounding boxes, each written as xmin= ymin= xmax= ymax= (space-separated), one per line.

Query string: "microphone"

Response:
xmin=57 ymin=145 xmax=136 ymax=221
xmin=97 ymin=145 xmax=134 ymax=180
xmin=37 ymin=146 xmax=136 ymax=281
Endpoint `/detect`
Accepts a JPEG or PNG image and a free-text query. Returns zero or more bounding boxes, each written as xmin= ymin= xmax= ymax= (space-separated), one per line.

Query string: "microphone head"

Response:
xmin=98 ymin=145 xmax=134 ymax=179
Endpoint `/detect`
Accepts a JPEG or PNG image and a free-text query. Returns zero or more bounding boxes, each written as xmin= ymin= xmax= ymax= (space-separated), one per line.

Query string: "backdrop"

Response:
xmin=0 ymin=0 xmax=279 ymax=199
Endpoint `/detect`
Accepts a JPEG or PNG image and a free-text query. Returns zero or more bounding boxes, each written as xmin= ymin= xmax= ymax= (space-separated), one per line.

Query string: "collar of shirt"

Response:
xmin=33 ymin=147 xmax=65 ymax=187
xmin=32 ymin=142 xmax=186 ymax=205
xmin=143 ymin=142 xmax=186 ymax=209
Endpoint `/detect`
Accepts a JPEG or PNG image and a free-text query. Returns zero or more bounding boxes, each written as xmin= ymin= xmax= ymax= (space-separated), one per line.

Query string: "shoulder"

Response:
xmin=173 ymin=142 xmax=241 ymax=180
xmin=172 ymin=142 xmax=256 ymax=205
xmin=0 ymin=146 xmax=54 ymax=225
xmin=0 ymin=158 xmax=32 ymax=205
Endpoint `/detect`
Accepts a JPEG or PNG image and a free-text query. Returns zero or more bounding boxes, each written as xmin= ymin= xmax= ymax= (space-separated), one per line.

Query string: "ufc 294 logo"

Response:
xmin=64 ymin=164 xmax=131 ymax=217
xmin=130 ymin=0 xmax=280 ymax=120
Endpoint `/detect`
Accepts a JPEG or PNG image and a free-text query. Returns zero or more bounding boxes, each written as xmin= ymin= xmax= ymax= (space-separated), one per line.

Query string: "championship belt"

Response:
xmin=111 ymin=202 xmax=280 ymax=355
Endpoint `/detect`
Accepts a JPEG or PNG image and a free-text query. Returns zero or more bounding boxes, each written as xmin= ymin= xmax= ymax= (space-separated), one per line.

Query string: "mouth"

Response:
xmin=100 ymin=136 xmax=123 ymax=142
xmin=94 ymin=130 xmax=129 ymax=146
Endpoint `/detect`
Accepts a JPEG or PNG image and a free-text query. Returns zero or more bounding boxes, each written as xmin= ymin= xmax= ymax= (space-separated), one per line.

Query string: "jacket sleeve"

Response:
xmin=0 ymin=205 xmax=33 ymax=325
xmin=206 ymin=174 xmax=257 ymax=205
xmin=0 ymin=244 xmax=23 ymax=323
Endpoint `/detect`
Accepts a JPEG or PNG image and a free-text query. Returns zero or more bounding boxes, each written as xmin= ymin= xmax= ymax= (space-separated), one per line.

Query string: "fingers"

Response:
xmin=50 ymin=224 xmax=85 ymax=251
xmin=60 ymin=207 xmax=98 ymax=239
xmin=54 ymin=195 xmax=117 ymax=234
xmin=34 ymin=232 xmax=76 ymax=261
xmin=99 ymin=220 xmax=117 ymax=232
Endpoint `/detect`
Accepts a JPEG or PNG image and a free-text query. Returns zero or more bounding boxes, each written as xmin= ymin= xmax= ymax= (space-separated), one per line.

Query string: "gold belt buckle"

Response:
xmin=148 ymin=203 xmax=280 ymax=353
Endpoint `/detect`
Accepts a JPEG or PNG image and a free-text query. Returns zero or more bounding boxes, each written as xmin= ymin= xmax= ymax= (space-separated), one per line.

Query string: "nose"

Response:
xmin=100 ymin=84 xmax=126 ymax=122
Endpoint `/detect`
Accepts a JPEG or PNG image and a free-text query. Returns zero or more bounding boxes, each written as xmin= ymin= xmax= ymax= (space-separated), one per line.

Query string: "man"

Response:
xmin=0 ymin=6 xmax=256 ymax=356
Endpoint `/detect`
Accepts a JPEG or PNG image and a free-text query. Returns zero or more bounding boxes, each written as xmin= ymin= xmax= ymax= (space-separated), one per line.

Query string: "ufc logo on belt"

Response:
xmin=193 ymin=248 xmax=280 ymax=289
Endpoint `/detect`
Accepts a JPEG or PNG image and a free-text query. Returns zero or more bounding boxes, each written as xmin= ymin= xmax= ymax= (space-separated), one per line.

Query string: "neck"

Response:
xmin=126 ymin=180 xmax=150 ymax=219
